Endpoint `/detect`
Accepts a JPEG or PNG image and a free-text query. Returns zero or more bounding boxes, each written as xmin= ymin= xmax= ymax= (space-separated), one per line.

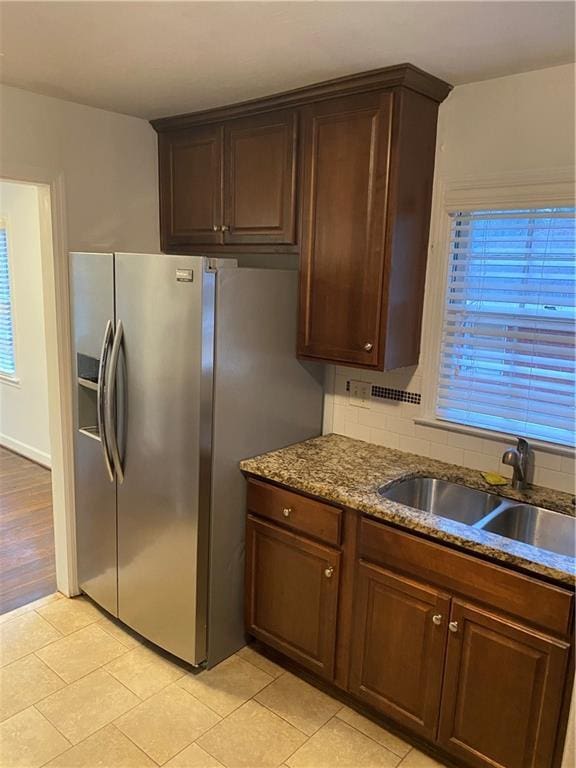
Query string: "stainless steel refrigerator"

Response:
xmin=70 ymin=253 xmax=323 ymax=667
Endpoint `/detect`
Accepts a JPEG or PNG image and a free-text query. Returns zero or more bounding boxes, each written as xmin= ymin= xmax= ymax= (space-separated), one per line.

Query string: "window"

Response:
xmin=436 ymin=206 xmax=576 ymax=448
xmin=0 ymin=220 xmax=16 ymax=378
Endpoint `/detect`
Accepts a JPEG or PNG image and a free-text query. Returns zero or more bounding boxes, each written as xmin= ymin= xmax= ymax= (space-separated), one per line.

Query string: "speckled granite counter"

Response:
xmin=240 ymin=433 xmax=576 ymax=586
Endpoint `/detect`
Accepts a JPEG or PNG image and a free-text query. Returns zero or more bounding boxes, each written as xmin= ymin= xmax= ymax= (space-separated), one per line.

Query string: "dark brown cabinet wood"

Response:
xmin=159 ymin=125 xmax=223 ymax=246
xmin=158 ymin=111 xmax=297 ymax=250
xmin=438 ymin=601 xmax=570 ymax=768
xmin=245 ymin=514 xmax=340 ymax=680
xmin=298 ymin=88 xmax=441 ymax=369
xmin=349 ymin=561 xmax=450 ymax=740
xmin=224 ymin=110 xmax=297 ymax=245
xmin=242 ymin=478 xmax=574 ymax=768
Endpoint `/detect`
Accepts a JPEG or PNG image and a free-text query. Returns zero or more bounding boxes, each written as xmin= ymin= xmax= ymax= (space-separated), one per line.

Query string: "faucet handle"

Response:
xmin=516 ymin=437 xmax=529 ymax=453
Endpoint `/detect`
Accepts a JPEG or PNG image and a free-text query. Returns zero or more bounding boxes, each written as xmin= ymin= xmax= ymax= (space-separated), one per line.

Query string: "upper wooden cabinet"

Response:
xmin=158 ymin=110 xmax=297 ymax=250
xmin=298 ymin=88 xmax=441 ymax=369
xmin=153 ymin=65 xmax=451 ymax=368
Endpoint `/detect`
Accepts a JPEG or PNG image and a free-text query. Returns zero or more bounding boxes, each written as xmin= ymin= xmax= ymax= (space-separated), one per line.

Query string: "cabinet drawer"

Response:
xmin=359 ymin=517 xmax=573 ymax=637
xmin=247 ymin=479 xmax=342 ymax=546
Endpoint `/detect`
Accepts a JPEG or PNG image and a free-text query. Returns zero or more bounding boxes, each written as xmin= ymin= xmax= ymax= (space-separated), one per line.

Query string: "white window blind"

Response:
xmin=436 ymin=206 xmax=576 ymax=448
xmin=0 ymin=222 xmax=16 ymax=377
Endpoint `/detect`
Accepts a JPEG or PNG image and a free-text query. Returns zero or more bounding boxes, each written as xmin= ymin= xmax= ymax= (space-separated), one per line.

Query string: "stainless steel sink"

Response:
xmin=379 ymin=476 xmax=575 ymax=559
xmin=481 ymin=504 xmax=576 ymax=558
xmin=379 ymin=477 xmax=506 ymax=525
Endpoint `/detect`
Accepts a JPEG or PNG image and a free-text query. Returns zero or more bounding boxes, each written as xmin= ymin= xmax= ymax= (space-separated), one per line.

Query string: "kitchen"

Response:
xmin=0 ymin=3 xmax=574 ymax=768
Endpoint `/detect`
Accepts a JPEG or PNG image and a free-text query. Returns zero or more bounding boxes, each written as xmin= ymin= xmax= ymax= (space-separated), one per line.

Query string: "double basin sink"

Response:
xmin=379 ymin=477 xmax=575 ymax=558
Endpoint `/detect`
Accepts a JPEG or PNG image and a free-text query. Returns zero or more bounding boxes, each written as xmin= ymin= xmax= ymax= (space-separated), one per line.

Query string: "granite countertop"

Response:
xmin=240 ymin=433 xmax=576 ymax=587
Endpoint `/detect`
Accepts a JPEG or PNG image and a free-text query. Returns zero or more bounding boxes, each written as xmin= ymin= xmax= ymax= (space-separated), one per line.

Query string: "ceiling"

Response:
xmin=0 ymin=1 xmax=574 ymax=120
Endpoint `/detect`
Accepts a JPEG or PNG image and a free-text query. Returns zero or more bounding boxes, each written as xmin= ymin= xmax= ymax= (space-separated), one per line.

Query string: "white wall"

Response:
xmin=0 ymin=84 xmax=159 ymax=252
xmin=0 ymin=181 xmax=50 ymax=464
xmin=325 ymin=63 xmax=576 ymax=493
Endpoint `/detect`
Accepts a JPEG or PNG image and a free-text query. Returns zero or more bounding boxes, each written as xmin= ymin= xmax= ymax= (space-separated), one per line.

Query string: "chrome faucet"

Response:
xmin=502 ymin=438 xmax=530 ymax=490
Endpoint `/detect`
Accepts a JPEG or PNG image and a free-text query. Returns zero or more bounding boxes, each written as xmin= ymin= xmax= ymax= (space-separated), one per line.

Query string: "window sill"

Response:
xmin=0 ymin=374 xmax=20 ymax=389
xmin=414 ymin=417 xmax=575 ymax=458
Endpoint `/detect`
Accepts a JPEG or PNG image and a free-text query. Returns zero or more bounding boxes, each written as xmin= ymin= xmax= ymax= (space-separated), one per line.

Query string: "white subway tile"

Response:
xmin=414 ymin=425 xmax=448 ymax=445
xmin=533 ymin=467 xmax=575 ymax=494
xmin=561 ymin=456 xmax=576 ymax=476
xmin=398 ymin=436 xmax=431 ymax=457
xmin=369 ymin=428 xmax=400 ymax=450
xmin=430 ymin=444 xmax=464 ymax=466
xmin=387 ymin=416 xmax=415 ymax=437
xmin=345 ymin=422 xmax=371 ymax=442
xmin=462 ymin=450 xmax=498 ymax=473
xmin=451 ymin=433 xmax=486 ymax=453
xmin=531 ymin=450 xmax=562 ymax=472
xmin=358 ymin=410 xmax=388 ymax=430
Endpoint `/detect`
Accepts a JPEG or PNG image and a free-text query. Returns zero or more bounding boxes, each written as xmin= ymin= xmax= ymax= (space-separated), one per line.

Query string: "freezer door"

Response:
xmin=114 ymin=253 xmax=211 ymax=665
xmin=70 ymin=252 xmax=118 ymax=616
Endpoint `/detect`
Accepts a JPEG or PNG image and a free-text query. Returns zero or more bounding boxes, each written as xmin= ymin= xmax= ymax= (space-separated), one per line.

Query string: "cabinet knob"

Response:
xmin=324 ymin=566 xmax=334 ymax=579
xmin=449 ymin=621 xmax=459 ymax=633
xmin=282 ymin=507 xmax=292 ymax=518
xmin=212 ymin=225 xmax=219 ymax=232
xmin=221 ymin=225 xmax=230 ymax=232
xmin=363 ymin=342 xmax=373 ymax=352
xmin=432 ymin=614 xmax=443 ymax=626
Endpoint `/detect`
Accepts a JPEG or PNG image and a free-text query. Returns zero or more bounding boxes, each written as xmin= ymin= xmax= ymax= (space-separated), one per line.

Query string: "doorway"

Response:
xmin=0 ymin=176 xmax=76 ymax=613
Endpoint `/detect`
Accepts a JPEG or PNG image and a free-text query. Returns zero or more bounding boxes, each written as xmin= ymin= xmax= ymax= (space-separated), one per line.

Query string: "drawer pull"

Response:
xmin=432 ymin=614 xmax=443 ymax=626
xmin=363 ymin=342 xmax=373 ymax=352
xmin=449 ymin=621 xmax=459 ymax=633
xmin=324 ymin=566 xmax=334 ymax=579
xmin=282 ymin=507 xmax=292 ymax=518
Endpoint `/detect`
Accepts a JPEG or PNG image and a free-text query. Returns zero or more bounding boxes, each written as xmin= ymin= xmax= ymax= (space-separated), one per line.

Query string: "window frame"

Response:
xmin=418 ymin=169 xmax=576 ymax=457
xmin=0 ymin=216 xmax=19 ymax=386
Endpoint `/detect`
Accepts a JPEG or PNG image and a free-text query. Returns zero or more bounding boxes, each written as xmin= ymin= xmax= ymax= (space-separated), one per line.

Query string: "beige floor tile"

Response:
xmin=0 ymin=706 xmax=70 ymax=768
xmin=399 ymin=749 xmax=445 ymax=768
xmin=115 ymin=683 xmax=220 ymax=765
xmin=96 ymin=614 xmax=143 ymax=648
xmin=36 ymin=668 xmax=139 ymax=744
xmin=336 ymin=706 xmax=411 ymax=757
xmin=286 ymin=717 xmax=402 ymax=768
xmin=105 ymin=644 xmax=186 ymax=698
xmin=0 ymin=611 xmax=62 ymax=666
xmin=38 ymin=596 xmax=103 ymax=635
xmin=177 ymin=654 xmax=273 ymax=717
xmin=235 ymin=645 xmax=284 ymax=678
xmin=165 ymin=742 xmax=225 ymax=767
xmin=36 ymin=623 xmax=128 ymax=682
xmin=0 ymin=593 xmax=63 ymax=626
xmin=255 ymin=672 xmax=342 ymax=736
xmin=197 ymin=699 xmax=306 ymax=768
xmin=0 ymin=654 xmax=65 ymax=722
xmin=44 ymin=724 xmax=156 ymax=767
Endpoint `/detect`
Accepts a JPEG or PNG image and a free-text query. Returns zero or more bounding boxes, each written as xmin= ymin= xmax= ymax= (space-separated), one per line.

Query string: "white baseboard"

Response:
xmin=0 ymin=433 xmax=51 ymax=468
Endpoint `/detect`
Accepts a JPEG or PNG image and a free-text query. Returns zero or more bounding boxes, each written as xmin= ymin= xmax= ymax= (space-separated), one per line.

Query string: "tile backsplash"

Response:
xmin=326 ymin=366 xmax=575 ymax=495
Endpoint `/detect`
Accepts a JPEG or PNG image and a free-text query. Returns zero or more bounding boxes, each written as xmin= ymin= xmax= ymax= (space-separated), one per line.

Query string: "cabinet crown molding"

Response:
xmin=150 ymin=63 xmax=452 ymax=132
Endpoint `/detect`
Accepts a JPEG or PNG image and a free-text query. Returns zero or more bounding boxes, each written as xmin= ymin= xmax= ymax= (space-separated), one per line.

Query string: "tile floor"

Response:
xmin=0 ymin=593 xmax=448 ymax=768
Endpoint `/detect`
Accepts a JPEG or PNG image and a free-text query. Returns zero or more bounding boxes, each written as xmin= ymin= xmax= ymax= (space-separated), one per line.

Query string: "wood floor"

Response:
xmin=0 ymin=446 xmax=56 ymax=614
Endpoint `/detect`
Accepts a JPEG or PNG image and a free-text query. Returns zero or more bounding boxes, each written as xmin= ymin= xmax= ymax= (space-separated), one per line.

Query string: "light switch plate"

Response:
xmin=349 ymin=380 xmax=371 ymax=408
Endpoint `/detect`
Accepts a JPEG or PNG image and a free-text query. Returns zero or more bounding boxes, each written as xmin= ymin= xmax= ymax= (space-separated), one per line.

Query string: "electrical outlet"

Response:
xmin=349 ymin=380 xmax=371 ymax=408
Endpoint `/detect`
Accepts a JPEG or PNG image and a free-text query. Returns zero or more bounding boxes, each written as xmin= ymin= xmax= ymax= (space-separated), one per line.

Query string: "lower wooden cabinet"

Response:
xmin=438 ymin=600 xmax=570 ymax=768
xmin=243 ymin=480 xmax=573 ymax=768
xmin=245 ymin=515 xmax=340 ymax=679
xmin=349 ymin=561 xmax=450 ymax=740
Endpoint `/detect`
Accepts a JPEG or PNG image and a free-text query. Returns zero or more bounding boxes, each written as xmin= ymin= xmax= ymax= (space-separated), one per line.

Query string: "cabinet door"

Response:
xmin=245 ymin=515 xmax=340 ymax=680
xmin=438 ymin=600 xmax=569 ymax=768
xmin=298 ymin=92 xmax=393 ymax=367
xmin=224 ymin=110 xmax=297 ymax=244
xmin=159 ymin=125 xmax=223 ymax=245
xmin=349 ymin=561 xmax=450 ymax=740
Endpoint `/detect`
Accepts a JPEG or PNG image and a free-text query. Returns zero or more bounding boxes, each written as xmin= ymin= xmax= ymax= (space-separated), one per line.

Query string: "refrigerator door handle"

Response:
xmin=105 ymin=319 xmax=125 ymax=484
xmin=97 ymin=320 xmax=115 ymax=482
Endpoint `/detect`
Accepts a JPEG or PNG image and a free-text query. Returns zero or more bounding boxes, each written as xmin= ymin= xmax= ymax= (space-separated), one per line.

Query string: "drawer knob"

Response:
xmin=432 ymin=614 xmax=443 ymax=626
xmin=324 ymin=566 xmax=334 ymax=579
xmin=449 ymin=621 xmax=459 ymax=634
xmin=282 ymin=507 xmax=292 ymax=518
xmin=221 ymin=224 xmax=230 ymax=232
xmin=212 ymin=225 xmax=219 ymax=232
xmin=363 ymin=342 xmax=373 ymax=352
